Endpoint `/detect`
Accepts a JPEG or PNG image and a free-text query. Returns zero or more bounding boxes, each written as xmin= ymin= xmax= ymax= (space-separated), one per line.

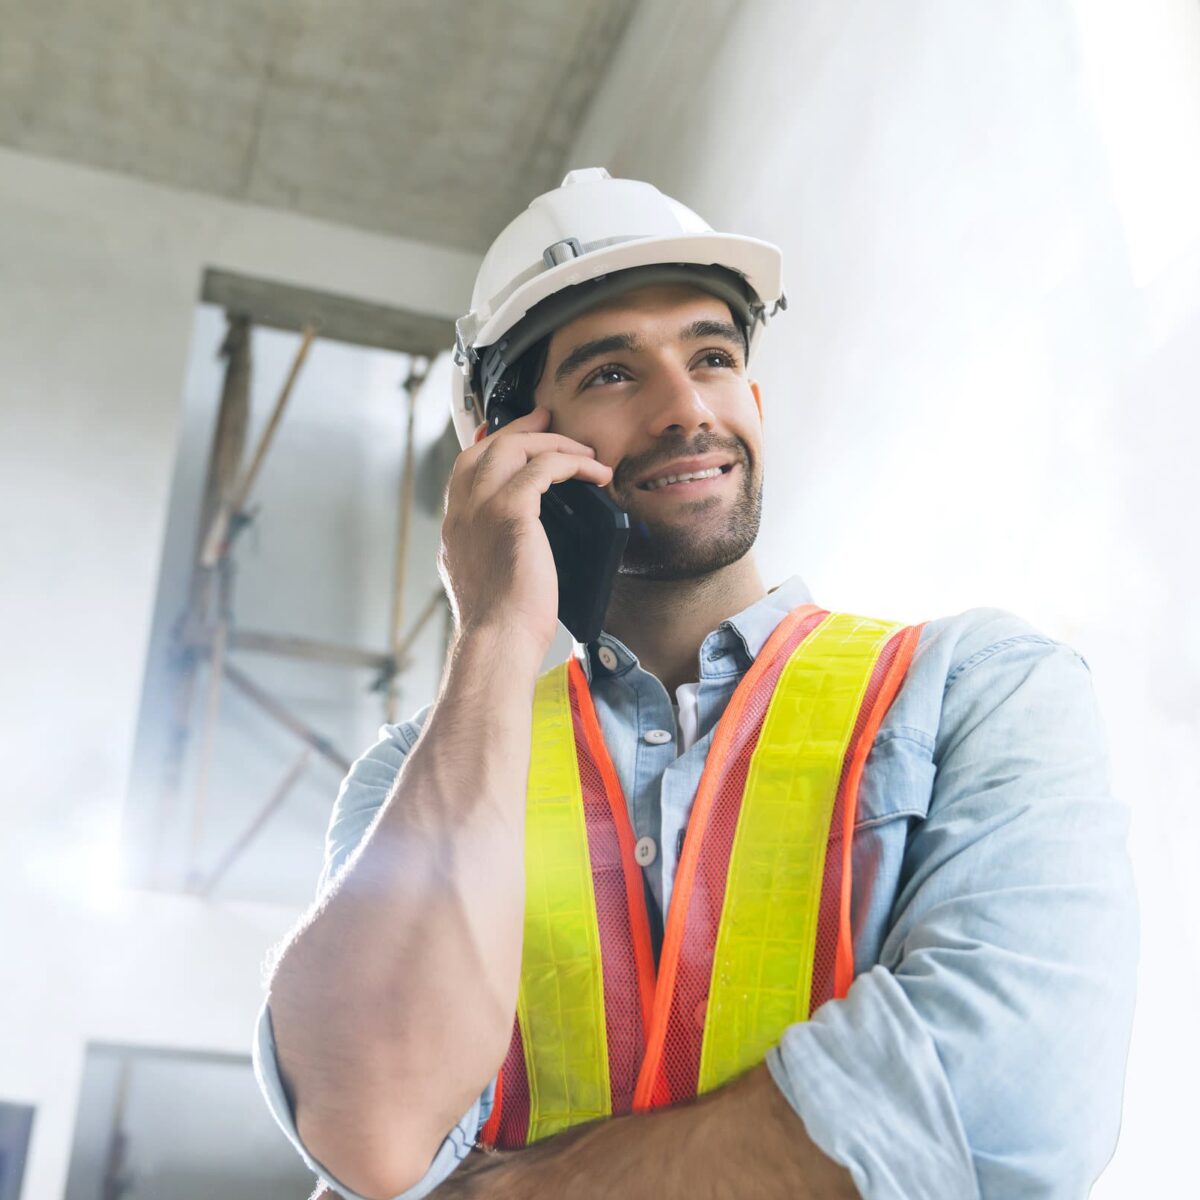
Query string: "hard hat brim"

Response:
xmin=463 ymin=231 xmax=783 ymax=356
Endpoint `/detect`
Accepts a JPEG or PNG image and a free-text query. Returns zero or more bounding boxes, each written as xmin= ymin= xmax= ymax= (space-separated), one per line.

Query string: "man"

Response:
xmin=254 ymin=169 xmax=1138 ymax=1199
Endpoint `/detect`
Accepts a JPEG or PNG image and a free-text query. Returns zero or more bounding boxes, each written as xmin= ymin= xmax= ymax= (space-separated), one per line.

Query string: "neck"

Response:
xmin=602 ymin=556 xmax=766 ymax=696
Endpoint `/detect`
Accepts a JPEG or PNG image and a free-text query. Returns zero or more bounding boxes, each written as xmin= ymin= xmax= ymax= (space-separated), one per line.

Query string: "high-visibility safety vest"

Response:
xmin=481 ymin=605 xmax=925 ymax=1149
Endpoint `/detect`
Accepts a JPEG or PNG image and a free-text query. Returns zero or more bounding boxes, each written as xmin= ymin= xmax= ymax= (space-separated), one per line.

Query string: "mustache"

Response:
xmin=616 ymin=435 xmax=748 ymax=490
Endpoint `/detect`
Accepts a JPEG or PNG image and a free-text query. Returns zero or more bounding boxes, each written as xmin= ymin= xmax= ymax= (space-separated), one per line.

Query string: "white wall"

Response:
xmin=0 ymin=147 xmax=478 ymax=1198
xmin=570 ymin=0 xmax=1199 ymax=1194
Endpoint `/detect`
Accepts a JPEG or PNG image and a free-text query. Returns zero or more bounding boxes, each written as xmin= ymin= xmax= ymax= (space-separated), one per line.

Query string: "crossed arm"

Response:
xmin=295 ymin=622 xmax=1138 ymax=1199
xmin=310 ymin=1063 xmax=856 ymax=1199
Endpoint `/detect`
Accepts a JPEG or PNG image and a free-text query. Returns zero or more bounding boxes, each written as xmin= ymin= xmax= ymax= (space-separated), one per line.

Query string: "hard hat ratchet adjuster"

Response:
xmin=543 ymin=238 xmax=585 ymax=267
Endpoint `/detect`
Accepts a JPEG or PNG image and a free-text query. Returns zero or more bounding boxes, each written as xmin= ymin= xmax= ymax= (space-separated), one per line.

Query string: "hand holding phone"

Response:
xmin=439 ymin=406 xmax=627 ymax=659
xmin=486 ymin=402 xmax=630 ymax=645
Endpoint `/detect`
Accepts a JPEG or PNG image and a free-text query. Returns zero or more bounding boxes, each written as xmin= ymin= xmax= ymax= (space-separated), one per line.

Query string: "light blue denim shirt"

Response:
xmin=253 ymin=575 xmax=1138 ymax=1199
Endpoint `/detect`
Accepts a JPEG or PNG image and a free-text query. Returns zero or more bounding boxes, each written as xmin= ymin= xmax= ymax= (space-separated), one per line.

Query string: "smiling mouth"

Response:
xmin=637 ymin=464 xmax=735 ymax=492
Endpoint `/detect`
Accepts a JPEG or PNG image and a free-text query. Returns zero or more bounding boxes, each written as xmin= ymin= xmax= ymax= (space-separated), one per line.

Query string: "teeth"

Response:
xmin=643 ymin=466 xmax=726 ymax=491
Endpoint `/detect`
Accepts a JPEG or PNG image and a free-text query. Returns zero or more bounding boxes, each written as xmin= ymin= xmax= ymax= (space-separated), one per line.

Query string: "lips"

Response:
xmin=641 ymin=465 xmax=732 ymax=491
xmin=635 ymin=456 xmax=736 ymax=490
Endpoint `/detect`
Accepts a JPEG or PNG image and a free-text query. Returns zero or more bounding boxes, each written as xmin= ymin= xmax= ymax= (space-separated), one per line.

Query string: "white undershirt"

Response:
xmin=672 ymin=681 xmax=702 ymax=754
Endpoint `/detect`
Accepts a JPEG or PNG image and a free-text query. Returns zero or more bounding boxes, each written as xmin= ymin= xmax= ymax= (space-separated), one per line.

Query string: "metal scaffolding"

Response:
xmin=155 ymin=313 xmax=446 ymax=894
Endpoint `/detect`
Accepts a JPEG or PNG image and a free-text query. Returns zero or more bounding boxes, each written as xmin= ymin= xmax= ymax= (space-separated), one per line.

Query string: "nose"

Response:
xmin=642 ymin=361 xmax=717 ymax=438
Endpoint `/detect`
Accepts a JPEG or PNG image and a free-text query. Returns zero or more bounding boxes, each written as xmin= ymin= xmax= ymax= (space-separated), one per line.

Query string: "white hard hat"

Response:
xmin=449 ymin=167 xmax=786 ymax=449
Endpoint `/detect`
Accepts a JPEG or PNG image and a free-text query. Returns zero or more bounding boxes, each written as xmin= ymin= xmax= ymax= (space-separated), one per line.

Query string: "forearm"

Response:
xmin=268 ymin=628 xmax=542 ymax=1197
xmin=437 ymin=1064 xmax=857 ymax=1200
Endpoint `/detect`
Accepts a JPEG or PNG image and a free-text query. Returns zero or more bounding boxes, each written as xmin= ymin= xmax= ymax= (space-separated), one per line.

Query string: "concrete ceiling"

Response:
xmin=0 ymin=0 xmax=639 ymax=251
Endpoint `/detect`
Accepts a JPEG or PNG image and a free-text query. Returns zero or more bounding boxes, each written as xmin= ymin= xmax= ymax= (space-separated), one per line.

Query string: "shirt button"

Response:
xmin=643 ymin=728 xmax=672 ymax=745
xmin=634 ymin=836 xmax=658 ymax=867
xmin=597 ymin=645 xmax=619 ymax=671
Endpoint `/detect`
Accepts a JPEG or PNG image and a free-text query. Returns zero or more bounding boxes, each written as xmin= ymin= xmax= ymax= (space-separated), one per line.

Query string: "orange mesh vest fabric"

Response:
xmin=482 ymin=605 xmax=924 ymax=1148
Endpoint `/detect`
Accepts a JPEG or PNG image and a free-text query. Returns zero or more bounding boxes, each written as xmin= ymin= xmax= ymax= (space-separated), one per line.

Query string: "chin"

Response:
xmin=619 ymin=479 xmax=762 ymax=580
xmin=618 ymin=532 xmax=758 ymax=581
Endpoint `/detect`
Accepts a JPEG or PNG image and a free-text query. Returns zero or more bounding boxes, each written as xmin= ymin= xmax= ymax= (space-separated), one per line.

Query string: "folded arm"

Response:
xmin=433 ymin=1063 xmax=855 ymax=1200
xmin=767 ymin=633 xmax=1139 ymax=1198
xmin=289 ymin=622 xmax=1138 ymax=1200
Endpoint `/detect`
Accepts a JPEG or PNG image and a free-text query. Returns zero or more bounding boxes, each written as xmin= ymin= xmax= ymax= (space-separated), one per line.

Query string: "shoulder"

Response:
xmin=916 ymin=606 xmax=1083 ymax=681
xmin=337 ymin=703 xmax=435 ymax=792
xmin=879 ymin=606 xmax=1096 ymax=752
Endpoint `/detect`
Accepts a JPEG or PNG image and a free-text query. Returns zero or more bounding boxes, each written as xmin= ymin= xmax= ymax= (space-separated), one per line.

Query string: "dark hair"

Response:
xmin=478 ymin=336 xmax=549 ymax=423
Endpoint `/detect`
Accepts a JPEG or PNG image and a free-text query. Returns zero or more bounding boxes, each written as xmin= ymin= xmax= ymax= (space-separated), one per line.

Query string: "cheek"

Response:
xmin=715 ymin=384 xmax=756 ymax=431
xmin=548 ymin=411 xmax=621 ymax=468
xmin=595 ymin=439 xmax=625 ymax=474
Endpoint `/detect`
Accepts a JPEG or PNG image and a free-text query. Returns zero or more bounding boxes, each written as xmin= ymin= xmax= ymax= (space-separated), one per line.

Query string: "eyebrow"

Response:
xmin=552 ymin=319 xmax=746 ymax=386
xmin=680 ymin=318 xmax=745 ymax=349
xmin=553 ymin=333 xmax=643 ymax=385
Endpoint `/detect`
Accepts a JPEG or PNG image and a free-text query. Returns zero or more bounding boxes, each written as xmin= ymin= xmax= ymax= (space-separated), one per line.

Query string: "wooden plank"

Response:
xmin=202 ymin=268 xmax=455 ymax=358
xmin=189 ymin=612 xmax=228 ymax=874
xmin=223 ymin=628 xmax=391 ymax=672
xmin=223 ymin=661 xmax=352 ymax=775
xmin=188 ymin=559 xmax=236 ymax=878
xmin=195 ymin=316 xmax=253 ymax=607
xmin=200 ymin=324 xmax=317 ymax=567
xmin=152 ymin=316 xmax=251 ymax=885
xmin=196 ymin=750 xmax=312 ymax=899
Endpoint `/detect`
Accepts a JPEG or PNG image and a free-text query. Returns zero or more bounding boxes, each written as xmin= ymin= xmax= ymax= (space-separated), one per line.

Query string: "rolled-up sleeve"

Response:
xmin=253 ymin=999 xmax=494 ymax=1199
xmin=252 ymin=711 xmax=496 ymax=1199
xmin=766 ymin=634 xmax=1139 ymax=1198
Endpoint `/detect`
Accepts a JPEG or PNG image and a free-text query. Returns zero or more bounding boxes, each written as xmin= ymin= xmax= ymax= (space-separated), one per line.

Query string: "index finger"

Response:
xmin=458 ymin=406 xmax=546 ymax=509
xmin=472 ymin=405 xmax=550 ymax=445
xmin=450 ymin=412 xmax=586 ymax=509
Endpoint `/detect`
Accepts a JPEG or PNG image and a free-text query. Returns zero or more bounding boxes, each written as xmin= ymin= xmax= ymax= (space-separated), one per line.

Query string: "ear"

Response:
xmin=750 ymin=379 xmax=763 ymax=422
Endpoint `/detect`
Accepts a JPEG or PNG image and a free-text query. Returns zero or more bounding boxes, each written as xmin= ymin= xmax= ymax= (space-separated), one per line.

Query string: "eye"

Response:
xmin=695 ymin=348 xmax=738 ymax=370
xmin=581 ymin=363 xmax=631 ymax=389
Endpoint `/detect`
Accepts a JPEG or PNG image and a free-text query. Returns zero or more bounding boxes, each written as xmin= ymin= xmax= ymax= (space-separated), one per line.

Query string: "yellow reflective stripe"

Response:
xmin=518 ymin=663 xmax=611 ymax=1141
xmin=698 ymin=612 xmax=905 ymax=1092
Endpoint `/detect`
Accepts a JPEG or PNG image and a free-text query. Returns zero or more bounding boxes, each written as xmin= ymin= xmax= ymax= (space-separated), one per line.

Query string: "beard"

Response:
xmin=615 ymin=447 xmax=762 ymax=582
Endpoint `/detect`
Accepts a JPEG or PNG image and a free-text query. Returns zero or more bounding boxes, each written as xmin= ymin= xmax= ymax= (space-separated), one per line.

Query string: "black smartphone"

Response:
xmin=487 ymin=402 xmax=630 ymax=644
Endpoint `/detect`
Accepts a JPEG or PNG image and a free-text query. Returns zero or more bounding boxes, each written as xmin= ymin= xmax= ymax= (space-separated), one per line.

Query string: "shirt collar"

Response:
xmin=572 ymin=574 xmax=816 ymax=683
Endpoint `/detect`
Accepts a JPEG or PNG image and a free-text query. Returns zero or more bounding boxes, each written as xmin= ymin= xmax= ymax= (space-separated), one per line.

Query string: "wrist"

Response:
xmin=434 ymin=625 xmax=546 ymax=750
